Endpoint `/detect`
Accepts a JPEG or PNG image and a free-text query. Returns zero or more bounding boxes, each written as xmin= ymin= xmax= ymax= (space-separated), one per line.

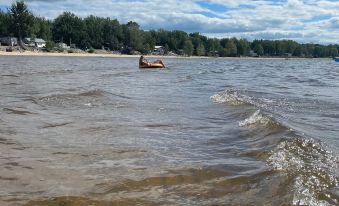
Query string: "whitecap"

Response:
xmin=210 ymin=89 xmax=251 ymax=106
xmin=267 ymin=137 xmax=339 ymax=206
xmin=239 ymin=110 xmax=271 ymax=127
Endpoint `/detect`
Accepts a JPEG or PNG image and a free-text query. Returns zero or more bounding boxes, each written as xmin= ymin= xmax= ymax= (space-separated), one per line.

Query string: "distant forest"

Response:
xmin=1 ymin=1 xmax=338 ymax=57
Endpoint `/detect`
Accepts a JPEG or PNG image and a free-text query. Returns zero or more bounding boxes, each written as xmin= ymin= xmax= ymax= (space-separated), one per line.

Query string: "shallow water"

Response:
xmin=0 ymin=56 xmax=338 ymax=205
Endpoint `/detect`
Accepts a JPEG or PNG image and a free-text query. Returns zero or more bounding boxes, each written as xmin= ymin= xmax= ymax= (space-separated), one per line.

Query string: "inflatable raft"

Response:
xmin=139 ymin=63 xmax=165 ymax=69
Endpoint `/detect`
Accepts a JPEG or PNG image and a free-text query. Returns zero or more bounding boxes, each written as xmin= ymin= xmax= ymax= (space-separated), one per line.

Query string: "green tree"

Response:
xmin=183 ymin=39 xmax=194 ymax=56
xmin=84 ymin=15 xmax=104 ymax=49
xmin=164 ymin=44 xmax=170 ymax=54
xmin=262 ymin=40 xmax=276 ymax=56
xmin=140 ymin=43 xmax=150 ymax=54
xmin=225 ymin=39 xmax=237 ymax=56
xmin=218 ymin=48 xmax=228 ymax=57
xmin=189 ymin=32 xmax=205 ymax=55
xmin=206 ymin=38 xmax=220 ymax=56
xmin=0 ymin=10 xmax=11 ymax=36
xmin=143 ymin=31 xmax=155 ymax=51
xmin=196 ymin=43 xmax=205 ymax=56
xmin=305 ymin=44 xmax=315 ymax=57
xmin=152 ymin=29 xmax=170 ymax=48
xmin=45 ymin=40 xmax=55 ymax=52
xmin=293 ymin=45 xmax=302 ymax=57
xmin=9 ymin=1 xmax=34 ymax=46
xmin=254 ymin=44 xmax=264 ymax=56
xmin=313 ymin=46 xmax=323 ymax=58
xmin=275 ymin=41 xmax=285 ymax=56
xmin=220 ymin=38 xmax=229 ymax=48
xmin=53 ymin=12 xmax=88 ymax=49
xmin=170 ymin=30 xmax=188 ymax=52
xmin=123 ymin=21 xmax=143 ymax=52
xmin=31 ymin=17 xmax=52 ymax=41
xmin=237 ymin=39 xmax=250 ymax=56
xmin=286 ymin=40 xmax=297 ymax=54
xmin=102 ymin=18 xmax=122 ymax=50
xmin=329 ymin=47 xmax=338 ymax=58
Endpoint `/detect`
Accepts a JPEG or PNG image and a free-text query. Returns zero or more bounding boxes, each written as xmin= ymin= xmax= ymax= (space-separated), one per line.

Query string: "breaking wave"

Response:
xmin=267 ymin=137 xmax=339 ymax=206
xmin=239 ymin=110 xmax=275 ymax=127
xmin=212 ymin=88 xmax=339 ymax=205
xmin=210 ymin=89 xmax=253 ymax=106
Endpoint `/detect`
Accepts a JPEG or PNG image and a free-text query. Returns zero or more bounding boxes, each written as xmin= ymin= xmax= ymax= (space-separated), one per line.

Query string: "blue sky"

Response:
xmin=0 ymin=0 xmax=338 ymax=44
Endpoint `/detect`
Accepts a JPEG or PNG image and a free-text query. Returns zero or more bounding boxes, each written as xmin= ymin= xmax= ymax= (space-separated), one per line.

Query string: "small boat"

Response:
xmin=335 ymin=57 xmax=339 ymax=62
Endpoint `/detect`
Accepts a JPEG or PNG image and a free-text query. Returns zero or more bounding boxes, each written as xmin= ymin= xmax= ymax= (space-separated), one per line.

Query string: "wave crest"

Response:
xmin=239 ymin=110 xmax=271 ymax=127
xmin=210 ymin=89 xmax=252 ymax=106
xmin=239 ymin=110 xmax=281 ymax=129
xmin=267 ymin=137 xmax=339 ymax=206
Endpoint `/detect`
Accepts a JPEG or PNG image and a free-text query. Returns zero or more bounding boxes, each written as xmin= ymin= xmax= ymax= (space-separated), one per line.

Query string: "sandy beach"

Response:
xmin=0 ymin=51 xmax=314 ymax=60
xmin=0 ymin=51 xmax=204 ymax=59
xmin=0 ymin=51 xmax=144 ymax=58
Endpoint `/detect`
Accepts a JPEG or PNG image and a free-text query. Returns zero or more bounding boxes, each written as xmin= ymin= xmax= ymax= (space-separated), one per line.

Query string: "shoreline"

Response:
xmin=0 ymin=51 xmax=210 ymax=59
xmin=0 ymin=51 xmax=330 ymax=60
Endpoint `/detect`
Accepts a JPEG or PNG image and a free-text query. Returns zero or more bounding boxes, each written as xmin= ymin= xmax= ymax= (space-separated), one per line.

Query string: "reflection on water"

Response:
xmin=0 ymin=56 xmax=338 ymax=205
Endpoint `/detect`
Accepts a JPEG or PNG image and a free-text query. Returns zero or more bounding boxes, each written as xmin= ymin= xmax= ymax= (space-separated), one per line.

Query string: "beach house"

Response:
xmin=153 ymin=46 xmax=164 ymax=55
xmin=249 ymin=50 xmax=259 ymax=57
xmin=0 ymin=37 xmax=18 ymax=46
xmin=24 ymin=38 xmax=47 ymax=48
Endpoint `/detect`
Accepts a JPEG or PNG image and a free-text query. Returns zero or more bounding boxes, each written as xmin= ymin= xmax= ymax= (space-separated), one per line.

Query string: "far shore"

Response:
xmin=0 ymin=51 xmax=203 ymax=59
xmin=0 ymin=51 xmax=329 ymax=60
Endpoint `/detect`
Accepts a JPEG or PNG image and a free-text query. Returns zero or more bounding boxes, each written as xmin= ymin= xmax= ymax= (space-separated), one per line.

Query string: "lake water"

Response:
xmin=0 ymin=56 xmax=338 ymax=206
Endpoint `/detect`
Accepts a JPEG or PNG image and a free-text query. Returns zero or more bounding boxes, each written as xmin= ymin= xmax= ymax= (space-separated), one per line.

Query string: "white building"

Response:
xmin=0 ymin=37 xmax=18 ymax=46
xmin=249 ymin=50 xmax=258 ymax=57
xmin=24 ymin=38 xmax=46 ymax=48
xmin=153 ymin=46 xmax=164 ymax=55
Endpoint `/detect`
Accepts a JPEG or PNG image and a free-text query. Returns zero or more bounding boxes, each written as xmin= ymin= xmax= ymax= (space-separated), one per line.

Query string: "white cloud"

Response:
xmin=0 ymin=0 xmax=338 ymax=44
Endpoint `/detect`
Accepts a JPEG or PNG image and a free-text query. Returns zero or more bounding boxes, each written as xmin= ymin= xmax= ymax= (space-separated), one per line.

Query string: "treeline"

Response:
xmin=1 ymin=1 xmax=338 ymax=57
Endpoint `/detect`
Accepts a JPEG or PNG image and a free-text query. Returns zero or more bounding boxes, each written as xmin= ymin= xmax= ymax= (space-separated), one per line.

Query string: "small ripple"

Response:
xmin=36 ymin=89 xmax=130 ymax=108
xmin=0 ymin=137 xmax=16 ymax=145
xmin=1 ymin=74 xmax=19 ymax=77
xmin=3 ymin=108 xmax=35 ymax=115
xmin=41 ymin=122 xmax=73 ymax=129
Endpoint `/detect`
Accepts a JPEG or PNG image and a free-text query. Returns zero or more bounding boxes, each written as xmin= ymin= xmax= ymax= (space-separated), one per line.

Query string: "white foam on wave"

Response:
xmin=210 ymin=89 xmax=252 ymax=106
xmin=267 ymin=141 xmax=304 ymax=172
xmin=267 ymin=138 xmax=339 ymax=206
xmin=239 ymin=110 xmax=272 ymax=127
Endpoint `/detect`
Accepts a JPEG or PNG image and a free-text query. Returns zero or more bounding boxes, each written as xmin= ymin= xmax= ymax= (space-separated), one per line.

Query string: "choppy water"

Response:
xmin=0 ymin=56 xmax=338 ymax=206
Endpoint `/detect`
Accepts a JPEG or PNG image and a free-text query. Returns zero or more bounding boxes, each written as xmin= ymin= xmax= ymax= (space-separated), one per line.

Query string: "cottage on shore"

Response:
xmin=249 ymin=50 xmax=259 ymax=57
xmin=0 ymin=37 xmax=18 ymax=47
xmin=24 ymin=38 xmax=46 ymax=48
xmin=153 ymin=46 xmax=164 ymax=55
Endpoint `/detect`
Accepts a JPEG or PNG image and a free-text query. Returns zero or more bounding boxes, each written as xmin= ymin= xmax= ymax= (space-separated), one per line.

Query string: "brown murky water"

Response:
xmin=0 ymin=56 xmax=338 ymax=205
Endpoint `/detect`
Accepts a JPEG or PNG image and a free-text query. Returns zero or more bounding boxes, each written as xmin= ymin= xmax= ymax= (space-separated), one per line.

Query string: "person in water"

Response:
xmin=139 ymin=56 xmax=165 ymax=68
xmin=139 ymin=55 xmax=150 ymax=67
